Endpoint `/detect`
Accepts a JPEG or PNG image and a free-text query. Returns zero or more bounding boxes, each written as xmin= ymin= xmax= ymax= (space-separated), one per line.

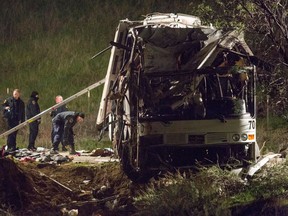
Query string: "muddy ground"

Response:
xmin=2 ymin=154 xmax=288 ymax=216
xmin=0 ymin=158 xmax=144 ymax=216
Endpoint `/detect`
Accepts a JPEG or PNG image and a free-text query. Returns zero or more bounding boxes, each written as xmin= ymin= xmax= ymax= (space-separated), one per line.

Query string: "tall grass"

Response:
xmin=134 ymin=163 xmax=288 ymax=215
xmin=134 ymin=167 xmax=245 ymax=215
xmin=257 ymin=117 xmax=288 ymax=154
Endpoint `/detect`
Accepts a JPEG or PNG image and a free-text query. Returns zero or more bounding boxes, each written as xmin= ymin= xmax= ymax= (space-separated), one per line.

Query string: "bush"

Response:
xmin=134 ymin=167 xmax=246 ymax=215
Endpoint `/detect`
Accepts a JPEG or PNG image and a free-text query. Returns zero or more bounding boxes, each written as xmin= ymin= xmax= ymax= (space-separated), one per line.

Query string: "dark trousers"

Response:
xmin=51 ymin=122 xmax=74 ymax=151
xmin=28 ymin=121 xmax=39 ymax=148
xmin=7 ymin=119 xmax=19 ymax=150
xmin=52 ymin=122 xmax=64 ymax=150
xmin=51 ymin=123 xmax=65 ymax=147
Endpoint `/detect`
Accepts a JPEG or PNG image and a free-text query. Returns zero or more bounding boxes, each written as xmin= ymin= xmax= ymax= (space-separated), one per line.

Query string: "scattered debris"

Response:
xmin=0 ymin=147 xmax=115 ymax=165
xmin=92 ymin=184 xmax=114 ymax=199
xmin=0 ymin=149 xmax=287 ymax=215
xmin=88 ymin=148 xmax=114 ymax=157
xmin=61 ymin=208 xmax=78 ymax=216
xmin=232 ymin=153 xmax=284 ymax=180
xmin=39 ymin=171 xmax=73 ymax=192
xmin=0 ymin=156 xmax=133 ymax=215
xmin=246 ymin=153 xmax=282 ymax=177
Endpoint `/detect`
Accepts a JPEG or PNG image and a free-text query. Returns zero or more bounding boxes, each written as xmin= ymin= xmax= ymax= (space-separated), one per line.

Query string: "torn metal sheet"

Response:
xmin=246 ymin=154 xmax=281 ymax=177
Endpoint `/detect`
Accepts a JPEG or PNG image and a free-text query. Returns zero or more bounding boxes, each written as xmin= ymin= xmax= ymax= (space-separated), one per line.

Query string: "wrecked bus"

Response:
xmin=97 ymin=13 xmax=260 ymax=182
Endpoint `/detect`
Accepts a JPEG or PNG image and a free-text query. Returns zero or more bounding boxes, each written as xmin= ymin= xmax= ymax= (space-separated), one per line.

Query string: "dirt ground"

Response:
xmin=2 ymin=150 xmax=288 ymax=216
xmin=0 ymin=157 xmax=145 ymax=216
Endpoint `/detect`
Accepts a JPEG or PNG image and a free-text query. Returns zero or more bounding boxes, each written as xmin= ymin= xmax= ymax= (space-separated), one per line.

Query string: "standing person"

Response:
xmin=51 ymin=111 xmax=85 ymax=155
xmin=2 ymin=89 xmax=25 ymax=151
xmin=50 ymin=95 xmax=68 ymax=118
xmin=26 ymin=91 xmax=40 ymax=151
xmin=50 ymin=95 xmax=68 ymax=151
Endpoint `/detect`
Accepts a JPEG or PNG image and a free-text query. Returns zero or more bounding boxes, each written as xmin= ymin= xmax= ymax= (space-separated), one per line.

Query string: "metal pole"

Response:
xmin=0 ymin=78 xmax=105 ymax=139
xmin=90 ymin=45 xmax=112 ymax=60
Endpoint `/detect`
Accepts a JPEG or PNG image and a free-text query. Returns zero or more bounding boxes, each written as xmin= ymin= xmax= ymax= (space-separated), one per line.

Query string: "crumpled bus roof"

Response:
xmin=121 ymin=13 xmax=253 ymax=74
xmin=96 ymin=13 xmax=254 ymax=126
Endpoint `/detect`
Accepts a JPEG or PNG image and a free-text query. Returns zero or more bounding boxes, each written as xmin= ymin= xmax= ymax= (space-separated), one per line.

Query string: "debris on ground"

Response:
xmin=0 ymin=158 xmax=65 ymax=215
xmin=1 ymin=143 xmax=286 ymax=215
xmin=1 ymin=149 xmax=288 ymax=215
xmin=0 ymin=156 xmax=138 ymax=215
xmin=0 ymin=147 xmax=115 ymax=165
xmin=88 ymin=148 xmax=114 ymax=157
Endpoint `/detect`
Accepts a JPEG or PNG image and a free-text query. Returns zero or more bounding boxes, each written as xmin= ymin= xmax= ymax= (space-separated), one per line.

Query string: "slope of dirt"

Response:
xmin=0 ymin=158 xmax=143 ymax=216
xmin=3 ymin=156 xmax=288 ymax=216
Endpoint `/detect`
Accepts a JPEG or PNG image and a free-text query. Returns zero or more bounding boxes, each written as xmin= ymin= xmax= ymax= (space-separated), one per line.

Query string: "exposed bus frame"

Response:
xmin=97 ymin=13 xmax=260 ymax=182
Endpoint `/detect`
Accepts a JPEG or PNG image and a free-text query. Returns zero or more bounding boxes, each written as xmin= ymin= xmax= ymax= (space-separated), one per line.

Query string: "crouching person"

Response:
xmin=51 ymin=111 xmax=85 ymax=155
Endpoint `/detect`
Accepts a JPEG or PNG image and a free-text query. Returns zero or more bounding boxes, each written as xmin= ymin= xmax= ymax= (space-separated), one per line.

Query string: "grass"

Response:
xmin=0 ymin=0 xmax=205 ymax=151
xmin=257 ymin=116 xmax=288 ymax=154
xmin=134 ymin=162 xmax=288 ymax=215
xmin=133 ymin=167 xmax=244 ymax=215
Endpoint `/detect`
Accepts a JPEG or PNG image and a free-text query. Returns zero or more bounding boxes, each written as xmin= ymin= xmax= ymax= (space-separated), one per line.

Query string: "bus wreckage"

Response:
xmin=97 ymin=13 xmax=260 ymax=182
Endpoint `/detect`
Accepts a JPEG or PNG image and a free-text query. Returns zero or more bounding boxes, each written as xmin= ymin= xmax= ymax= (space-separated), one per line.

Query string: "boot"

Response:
xmin=69 ymin=144 xmax=77 ymax=155
xmin=62 ymin=145 xmax=68 ymax=151
xmin=50 ymin=148 xmax=59 ymax=154
xmin=28 ymin=145 xmax=36 ymax=151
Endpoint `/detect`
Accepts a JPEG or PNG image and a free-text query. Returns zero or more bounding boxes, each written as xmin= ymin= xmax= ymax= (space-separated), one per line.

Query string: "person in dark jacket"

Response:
xmin=50 ymin=95 xmax=68 ymax=151
xmin=51 ymin=111 xmax=85 ymax=154
xmin=50 ymin=95 xmax=68 ymax=118
xmin=2 ymin=89 xmax=25 ymax=151
xmin=26 ymin=91 xmax=41 ymax=151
